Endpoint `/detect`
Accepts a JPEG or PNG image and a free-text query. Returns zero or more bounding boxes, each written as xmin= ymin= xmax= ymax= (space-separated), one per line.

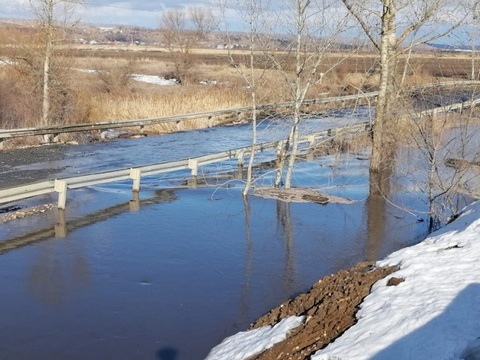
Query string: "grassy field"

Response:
xmin=0 ymin=40 xmax=477 ymax=145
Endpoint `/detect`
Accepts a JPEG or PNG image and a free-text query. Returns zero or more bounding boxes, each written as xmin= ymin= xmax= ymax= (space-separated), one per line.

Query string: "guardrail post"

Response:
xmin=235 ymin=166 xmax=243 ymax=180
xmin=130 ymin=168 xmax=141 ymax=192
xmin=307 ymin=134 xmax=316 ymax=146
xmin=55 ymin=180 xmax=68 ymax=210
xmin=236 ymin=150 xmax=245 ymax=167
xmin=0 ymin=138 xmax=3 ymax=149
xmin=188 ymin=159 xmax=199 ymax=176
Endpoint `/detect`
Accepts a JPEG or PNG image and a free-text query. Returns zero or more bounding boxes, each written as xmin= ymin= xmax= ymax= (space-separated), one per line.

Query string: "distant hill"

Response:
xmin=428 ymin=43 xmax=473 ymax=52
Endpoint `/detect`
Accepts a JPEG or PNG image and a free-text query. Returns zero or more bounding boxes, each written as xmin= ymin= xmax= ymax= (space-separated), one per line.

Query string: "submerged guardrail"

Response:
xmin=1 ymin=83 xmax=479 ymax=211
xmin=0 ymin=92 xmax=378 ymax=148
xmin=0 ymin=122 xmax=371 ymax=209
xmin=2 ymin=79 xmax=479 ymax=148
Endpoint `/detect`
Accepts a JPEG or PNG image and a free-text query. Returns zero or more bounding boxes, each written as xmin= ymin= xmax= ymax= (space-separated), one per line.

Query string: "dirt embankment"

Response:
xmin=248 ymin=262 xmax=399 ymax=360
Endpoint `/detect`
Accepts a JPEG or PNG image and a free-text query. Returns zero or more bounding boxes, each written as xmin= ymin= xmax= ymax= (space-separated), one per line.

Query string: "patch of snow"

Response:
xmin=131 ymin=74 xmax=177 ymax=86
xmin=100 ymin=129 xmax=129 ymax=140
xmin=205 ymin=316 xmax=305 ymax=360
xmin=199 ymin=80 xmax=219 ymax=85
xmin=73 ymin=69 xmax=178 ymax=86
xmin=75 ymin=68 xmax=97 ymax=74
xmin=313 ymin=201 xmax=480 ymax=360
xmin=0 ymin=59 xmax=16 ymax=66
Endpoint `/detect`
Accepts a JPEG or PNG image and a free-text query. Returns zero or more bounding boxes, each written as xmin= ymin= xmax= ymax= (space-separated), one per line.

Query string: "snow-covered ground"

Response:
xmin=74 ymin=69 xmax=178 ymax=85
xmin=206 ymin=317 xmax=305 ymax=360
xmin=208 ymin=201 xmax=480 ymax=360
xmin=131 ymin=74 xmax=177 ymax=85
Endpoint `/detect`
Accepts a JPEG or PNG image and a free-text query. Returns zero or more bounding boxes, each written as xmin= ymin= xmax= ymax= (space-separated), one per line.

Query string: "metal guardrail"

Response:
xmin=1 ymin=83 xmax=479 ymax=211
xmin=0 ymin=92 xmax=378 ymax=147
xmin=2 ymin=80 xmax=478 ymax=147
xmin=0 ymin=122 xmax=371 ymax=210
xmin=2 ymin=79 xmax=478 ymax=147
xmin=418 ymin=98 xmax=480 ymax=118
xmin=408 ymin=80 xmax=480 ymax=92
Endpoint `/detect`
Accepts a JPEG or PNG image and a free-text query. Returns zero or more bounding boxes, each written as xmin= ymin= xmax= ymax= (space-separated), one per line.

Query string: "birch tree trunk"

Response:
xmin=242 ymin=28 xmax=258 ymax=197
xmin=341 ymin=0 xmax=466 ymax=175
xmin=273 ymin=0 xmax=343 ymax=188
xmin=370 ymin=0 xmax=396 ymax=172
xmin=40 ymin=0 xmax=55 ymax=144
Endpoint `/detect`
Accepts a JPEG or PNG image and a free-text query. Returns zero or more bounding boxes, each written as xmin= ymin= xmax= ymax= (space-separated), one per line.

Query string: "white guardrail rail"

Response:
xmin=0 ymin=122 xmax=371 ymax=209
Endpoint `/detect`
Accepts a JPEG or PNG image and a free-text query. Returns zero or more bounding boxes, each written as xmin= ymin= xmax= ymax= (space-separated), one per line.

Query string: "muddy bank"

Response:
xmin=247 ymin=261 xmax=399 ymax=360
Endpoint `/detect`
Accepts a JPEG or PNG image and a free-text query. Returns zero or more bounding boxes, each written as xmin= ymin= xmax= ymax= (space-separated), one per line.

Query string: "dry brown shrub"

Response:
xmin=312 ymin=131 xmax=371 ymax=157
xmin=82 ymin=82 xmax=250 ymax=124
xmin=0 ymin=65 xmax=42 ymax=128
xmin=340 ymin=72 xmax=380 ymax=92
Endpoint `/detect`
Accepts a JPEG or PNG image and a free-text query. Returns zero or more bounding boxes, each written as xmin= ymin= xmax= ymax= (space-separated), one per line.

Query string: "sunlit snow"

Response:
xmin=205 ymin=316 xmax=305 ymax=360
xmin=131 ymin=74 xmax=177 ymax=85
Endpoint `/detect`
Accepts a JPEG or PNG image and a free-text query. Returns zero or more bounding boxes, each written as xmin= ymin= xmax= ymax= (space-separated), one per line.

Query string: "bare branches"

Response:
xmin=159 ymin=7 xmax=217 ymax=83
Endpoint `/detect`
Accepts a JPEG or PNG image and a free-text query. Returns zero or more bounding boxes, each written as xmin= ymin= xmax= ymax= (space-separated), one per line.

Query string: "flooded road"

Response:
xmin=0 ymin=108 xmax=371 ymax=189
xmin=2 ymin=105 xmax=467 ymax=359
xmin=0 ymin=154 xmax=430 ymax=360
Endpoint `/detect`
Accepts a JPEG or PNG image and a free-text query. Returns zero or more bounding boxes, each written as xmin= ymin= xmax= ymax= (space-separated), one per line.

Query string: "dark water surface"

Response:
xmin=0 ymin=152 xmax=429 ymax=360
xmin=1 ymin=108 xmax=442 ymax=360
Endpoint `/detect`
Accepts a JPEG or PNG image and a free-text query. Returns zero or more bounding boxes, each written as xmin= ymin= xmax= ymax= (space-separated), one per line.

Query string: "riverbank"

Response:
xmin=207 ymin=201 xmax=480 ymax=360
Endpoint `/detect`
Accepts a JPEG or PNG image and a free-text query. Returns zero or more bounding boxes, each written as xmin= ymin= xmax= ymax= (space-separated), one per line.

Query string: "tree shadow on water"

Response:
xmin=157 ymin=347 xmax=178 ymax=360
xmin=371 ymin=284 xmax=480 ymax=359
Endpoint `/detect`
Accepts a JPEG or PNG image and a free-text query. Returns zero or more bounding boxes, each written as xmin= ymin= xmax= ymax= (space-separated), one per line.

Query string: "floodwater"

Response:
xmin=0 ymin=108 xmax=452 ymax=360
xmin=5 ymin=107 xmax=371 ymax=182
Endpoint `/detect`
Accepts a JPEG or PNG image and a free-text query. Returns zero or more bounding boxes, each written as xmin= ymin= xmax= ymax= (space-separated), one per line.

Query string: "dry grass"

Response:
xmin=1 ymin=46 xmax=478 ymax=142
xmin=83 ymin=84 xmax=249 ymax=121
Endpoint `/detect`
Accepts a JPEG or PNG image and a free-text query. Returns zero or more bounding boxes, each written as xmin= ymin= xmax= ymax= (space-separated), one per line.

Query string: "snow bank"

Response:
xmin=205 ymin=316 xmax=305 ymax=360
xmin=131 ymin=74 xmax=177 ymax=85
xmin=313 ymin=201 xmax=480 ymax=360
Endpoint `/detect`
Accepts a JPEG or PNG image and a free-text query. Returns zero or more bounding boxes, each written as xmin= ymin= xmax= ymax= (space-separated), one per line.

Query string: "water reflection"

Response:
xmin=276 ymin=200 xmax=296 ymax=296
xmin=241 ymin=197 xmax=253 ymax=320
xmin=0 ymin=189 xmax=177 ymax=254
xmin=0 ymin=163 xmax=431 ymax=359
xmin=157 ymin=348 xmax=178 ymax=360
xmin=27 ymin=240 xmax=90 ymax=305
xmin=366 ymin=163 xmax=393 ymax=261
xmin=4 ymin=190 xmax=177 ymax=306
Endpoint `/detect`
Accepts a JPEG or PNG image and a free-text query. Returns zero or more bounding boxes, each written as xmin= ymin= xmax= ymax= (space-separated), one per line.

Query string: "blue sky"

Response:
xmin=0 ymin=0 xmax=218 ymax=28
xmin=0 ymin=0 xmax=473 ymax=47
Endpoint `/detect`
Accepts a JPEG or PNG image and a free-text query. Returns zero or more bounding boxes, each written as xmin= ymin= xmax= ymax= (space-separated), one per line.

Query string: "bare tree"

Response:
xmin=30 ymin=0 xmax=83 ymax=129
xmin=216 ymin=0 xmax=274 ymax=197
xmin=271 ymin=0 xmax=350 ymax=188
xmin=160 ymin=7 xmax=217 ymax=84
xmin=401 ymin=105 xmax=480 ymax=231
xmin=469 ymin=2 xmax=480 ymax=80
xmin=10 ymin=0 xmax=84 ymax=143
xmin=340 ymin=0 xmax=467 ymax=173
